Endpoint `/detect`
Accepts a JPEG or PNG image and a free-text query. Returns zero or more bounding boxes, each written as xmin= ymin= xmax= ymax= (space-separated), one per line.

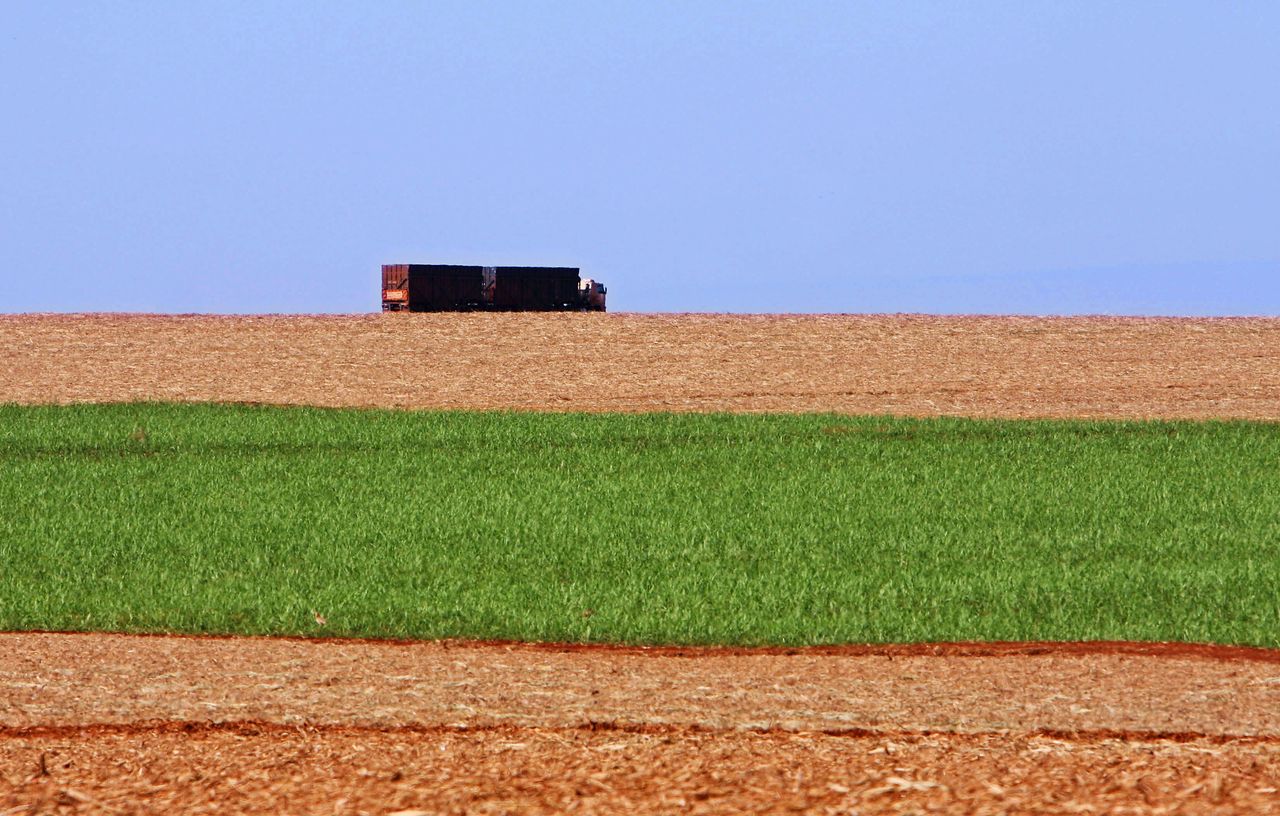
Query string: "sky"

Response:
xmin=2 ymin=2 xmax=1278 ymax=315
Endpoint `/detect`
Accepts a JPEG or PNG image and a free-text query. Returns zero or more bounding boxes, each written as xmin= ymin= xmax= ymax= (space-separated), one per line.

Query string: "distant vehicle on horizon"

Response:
xmin=382 ymin=264 xmax=606 ymax=312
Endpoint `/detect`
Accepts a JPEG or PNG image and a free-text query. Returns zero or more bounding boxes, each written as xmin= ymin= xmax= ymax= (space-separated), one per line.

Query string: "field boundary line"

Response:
xmin=3 ymin=719 xmax=1278 ymax=745
xmin=9 ymin=631 xmax=1280 ymax=663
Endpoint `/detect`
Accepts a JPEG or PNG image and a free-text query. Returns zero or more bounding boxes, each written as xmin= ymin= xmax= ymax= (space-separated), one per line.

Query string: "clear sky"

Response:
xmin=3 ymin=2 xmax=1278 ymax=315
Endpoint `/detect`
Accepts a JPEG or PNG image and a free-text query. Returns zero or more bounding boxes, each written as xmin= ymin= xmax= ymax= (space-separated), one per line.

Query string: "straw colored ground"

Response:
xmin=5 ymin=313 xmax=1280 ymax=813
xmin=3 ymin=634 xmax=1280 ymax=814
xmin=3 ymin=312 xmax=1279 ymax=417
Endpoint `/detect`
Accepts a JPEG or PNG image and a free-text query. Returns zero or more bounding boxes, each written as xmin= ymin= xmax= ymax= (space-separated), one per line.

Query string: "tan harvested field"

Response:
xmin=7 ymin=312 xmax=1280 ymax=812
xmin=6 ymin=725 xmax=1279 ymax=815
xmin=3 ymin=312 xmax=1280 ymax=418
xmin=3 ymin=635 xmax=1280 ymax=814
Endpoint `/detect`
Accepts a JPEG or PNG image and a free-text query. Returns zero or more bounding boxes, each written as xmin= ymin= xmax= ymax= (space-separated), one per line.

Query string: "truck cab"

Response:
xmin=579 ymin=279 xmax=607 ymax=312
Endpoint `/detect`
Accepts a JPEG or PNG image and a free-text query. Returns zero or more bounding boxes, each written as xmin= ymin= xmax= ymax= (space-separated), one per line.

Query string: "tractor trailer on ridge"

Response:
xmin=382 ymin=264 xmax=607 ymax=312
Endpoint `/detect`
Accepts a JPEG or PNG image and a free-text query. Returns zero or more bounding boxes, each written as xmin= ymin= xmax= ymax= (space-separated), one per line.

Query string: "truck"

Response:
xmin=381 ymin=264 xmax=607 ymax=312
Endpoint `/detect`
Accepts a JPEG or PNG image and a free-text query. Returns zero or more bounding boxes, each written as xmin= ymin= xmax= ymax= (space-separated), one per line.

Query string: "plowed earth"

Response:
xmin=3 ymin=313 xmax=1280 ymax=417
xmin=3 ymin=635 xmax=1280 ymax=814
xmin=6 ymin=313 xmax=1280 ymax=812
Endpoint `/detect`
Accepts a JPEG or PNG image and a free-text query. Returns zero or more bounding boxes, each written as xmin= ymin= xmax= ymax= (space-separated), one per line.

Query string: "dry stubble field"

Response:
xmin=4 ymin=312 xmax=1279 ymax=417
xmin=3 ymin=313 xmax=1280 ymax=814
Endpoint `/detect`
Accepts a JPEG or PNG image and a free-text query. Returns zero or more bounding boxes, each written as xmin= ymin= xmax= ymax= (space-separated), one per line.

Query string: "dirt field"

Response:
xmin=3 ymin=313 xmax=1279 ymax=418
xmin=6 ymin=313 xmax=1280 ymax=812
xmin=3 ymin=634 xmax=1280 ymax=813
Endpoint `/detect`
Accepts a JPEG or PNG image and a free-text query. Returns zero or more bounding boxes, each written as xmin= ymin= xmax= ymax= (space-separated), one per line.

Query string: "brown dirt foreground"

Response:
xmin=4 ymin=313 xmax=1280 ymax=418
xmin=4 ymin=635 xmax=1280 ymax=814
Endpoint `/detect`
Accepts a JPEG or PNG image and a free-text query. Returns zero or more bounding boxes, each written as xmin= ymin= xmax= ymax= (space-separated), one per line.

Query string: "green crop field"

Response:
xmin=1 ymin=403 xmax=1278 ymax=646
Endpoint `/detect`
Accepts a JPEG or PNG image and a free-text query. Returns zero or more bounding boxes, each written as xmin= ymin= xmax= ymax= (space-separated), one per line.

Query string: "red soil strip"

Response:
xmin=6 ymin=633 xmax=1280 ymax=739
xmin=4 ymin=725 xmax=1278 ymax=815
xmin=22 ymin=630 xmax=1280 ymax=663
xmin=5 ymin=719 xmax=1280 ymax=747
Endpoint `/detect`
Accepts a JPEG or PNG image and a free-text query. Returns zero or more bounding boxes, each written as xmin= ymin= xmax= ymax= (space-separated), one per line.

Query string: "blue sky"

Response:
xmin=2 ymin=2 xmax=1277 ymax=314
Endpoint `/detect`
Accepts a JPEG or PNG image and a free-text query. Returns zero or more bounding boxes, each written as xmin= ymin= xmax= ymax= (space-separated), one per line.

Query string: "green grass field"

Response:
xmin=1 ymin=403 xmax=1278 ymax=646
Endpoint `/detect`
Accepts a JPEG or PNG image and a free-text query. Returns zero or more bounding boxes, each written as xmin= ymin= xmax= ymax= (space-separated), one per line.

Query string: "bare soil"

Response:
xmin=3 ymin=634 xmax=1280 ymax=813
xmin=6 ymin=634 xmax=1280 ymax=736
xmin=5 ymin=724 xmax=1278 ymax=815
xmin=3 ymin=313 xmax=1279 ymax=418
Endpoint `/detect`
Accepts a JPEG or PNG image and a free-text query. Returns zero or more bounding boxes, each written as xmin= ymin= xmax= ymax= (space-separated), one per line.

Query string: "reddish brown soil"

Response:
xmin=5 ymin=723 xmax=1278 ymax=815
xmin=6 ymin=634 xmax=1280 ymax=736
xmin=4 ymin=634 xmax=1280 ymax=813
xmin=3 ymin=313 xmax=1279 ymax=418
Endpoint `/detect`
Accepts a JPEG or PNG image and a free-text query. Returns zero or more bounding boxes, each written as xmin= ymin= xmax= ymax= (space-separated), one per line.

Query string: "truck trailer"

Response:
xmin=382 ymin=264 xmax=607 ymax=312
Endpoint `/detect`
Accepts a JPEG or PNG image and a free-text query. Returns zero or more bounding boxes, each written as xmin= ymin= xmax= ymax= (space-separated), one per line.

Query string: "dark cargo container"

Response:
xmin=382 ymin=264 xmax=484 ymax=312
xmin=382 ymin=263 xmax=603 ymax=311
xmin=491 ymin=266 xmax=581 ymax=310
xmin=381 ymin=264 xmax=410 ymax=311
